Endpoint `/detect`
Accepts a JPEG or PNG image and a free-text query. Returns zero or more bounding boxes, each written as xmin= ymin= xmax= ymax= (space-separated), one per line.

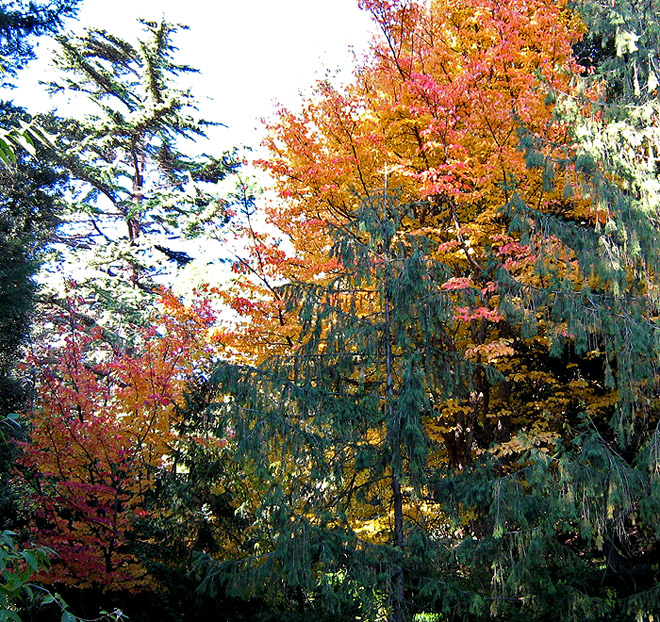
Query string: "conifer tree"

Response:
xmin=0 ymin=103 xmax=66 ymax=534
xmin=0 ymin=104 xmax=64 ymax=417
xmin=43 ymin=19 xmax=238 ymax=334
xmin=0 ymin=0 xmax=77 ymax=531
xmin=0 ymin=0 xmax=80 ymax=79
xmin=196 ymin=187 xmax=464 ymax=621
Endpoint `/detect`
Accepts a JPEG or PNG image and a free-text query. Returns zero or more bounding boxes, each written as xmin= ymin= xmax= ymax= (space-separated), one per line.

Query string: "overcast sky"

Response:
xmin=12 ymin=0 xmax=376 ymax=152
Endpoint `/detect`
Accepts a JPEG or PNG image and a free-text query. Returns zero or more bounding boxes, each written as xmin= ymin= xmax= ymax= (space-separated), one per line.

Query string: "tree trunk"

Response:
xmin=392 ymin=471 xmax=405 ymax=622
xmin=384 ymin=264 xmax=405 ymax=622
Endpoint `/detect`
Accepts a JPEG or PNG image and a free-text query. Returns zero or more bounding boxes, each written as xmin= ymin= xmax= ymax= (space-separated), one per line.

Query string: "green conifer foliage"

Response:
xmin=195 ymin=189 xmax=458 ymax=621
xmin=0 ymin=0 xmax=80 ymax=78
xmin=0 ymin=103 xmax=66 ymax=535
xmin=43 ymin=20 xmax=238 ymax=332
xmin=0 ymin=105 xmax=64 ymax=411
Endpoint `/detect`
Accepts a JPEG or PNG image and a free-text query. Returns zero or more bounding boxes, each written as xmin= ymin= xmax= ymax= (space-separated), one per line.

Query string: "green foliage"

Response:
xmin=0 ymin=529 xmax=52 ymax=620
xmin=0 ymin=0 xmax=80 ymax=79
xmin=0 ymin=529 xmax=125 ymax=622
xmin=0 ymin=120 xmax=53 ymax=167
xmin=42 ymin=19 xmax=240 ymax=332
xmin=0 ymin=103 xmax=65 ymax=389
xmin=574 ymin=0 xmax=660 ymax=103
xmin=190 ymin=190 xmax=477 ymax=620
xmin=0 ymin=102 xmax=67 ymax=534
xmin=0 ymin=0 xmax=77 ymax=539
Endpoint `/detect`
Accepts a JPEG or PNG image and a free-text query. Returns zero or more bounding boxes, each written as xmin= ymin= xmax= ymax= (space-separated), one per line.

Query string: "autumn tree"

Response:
xmin=192 ymin=0 xmax=660 ymax=620
xmin=17 ymin=291 xmax=221 ymax=591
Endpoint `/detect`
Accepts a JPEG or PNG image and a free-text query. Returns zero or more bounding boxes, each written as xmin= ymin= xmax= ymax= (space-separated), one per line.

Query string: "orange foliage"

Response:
xmin=238 ymin=0 xmax=587 ymax=334
xmin=262 ymin=0 xmax=583 ymax=224
xmin=220 ymin=0 xmax=596 ymax=470
xmin=18 ymin=291 xmax=220 ymax=590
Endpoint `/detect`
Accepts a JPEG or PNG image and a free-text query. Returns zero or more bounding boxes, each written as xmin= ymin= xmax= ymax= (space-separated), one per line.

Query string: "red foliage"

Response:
xmin=17 ymin=292 xmax=219 ymax=590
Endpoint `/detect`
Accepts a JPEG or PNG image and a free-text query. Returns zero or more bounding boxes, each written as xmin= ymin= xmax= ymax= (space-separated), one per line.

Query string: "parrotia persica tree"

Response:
xmin=191 ymin=0 xmax=660 ymax=620
xmin=18 ymin=291 xmax=222 ymax=591
xmin=42 ymin=19 xmax=238 ymax=333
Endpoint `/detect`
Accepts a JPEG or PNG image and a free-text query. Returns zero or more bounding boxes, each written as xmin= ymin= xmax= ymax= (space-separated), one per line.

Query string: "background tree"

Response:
xmin=0 ymin=0 xmax=80 ymax=79
xmin=0 ymin=103 xmax=67 ymax=534
xmin=42 ymin=19 xmax=238 ymax=335
xmin=0 ymin=0 xmax=80 ymax=163
xmin=0 ymin=103 xmax=65 ymax=419
xmin=0 ymin=0 xmax=79 ymax=535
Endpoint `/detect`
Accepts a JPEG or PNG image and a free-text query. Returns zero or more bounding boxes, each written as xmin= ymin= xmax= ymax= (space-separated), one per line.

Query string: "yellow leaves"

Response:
xmin=584 ymin=391 xmax=618 ymax=418
xmin=439 ymin=399 xmax=473 ymax=420
xmin=492 ymin=429 xmax=561 ymax=457
xmin=508 ymin=371 xmax=528 ymax=384
xmin=263 ymin=0 xmax=583 ymax=236
xmin=353 ymin=518 xmax=391 ymax=544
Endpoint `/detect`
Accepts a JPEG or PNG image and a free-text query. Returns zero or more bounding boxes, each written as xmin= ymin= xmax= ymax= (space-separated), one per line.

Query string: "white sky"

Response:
xmin=12 ymin=0 xmax=377 ymax=153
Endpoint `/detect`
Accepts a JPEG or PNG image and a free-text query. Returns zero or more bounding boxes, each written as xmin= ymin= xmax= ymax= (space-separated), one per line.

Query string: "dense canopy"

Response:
xmin=2 ymin=1 xmax=660 ymax=621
